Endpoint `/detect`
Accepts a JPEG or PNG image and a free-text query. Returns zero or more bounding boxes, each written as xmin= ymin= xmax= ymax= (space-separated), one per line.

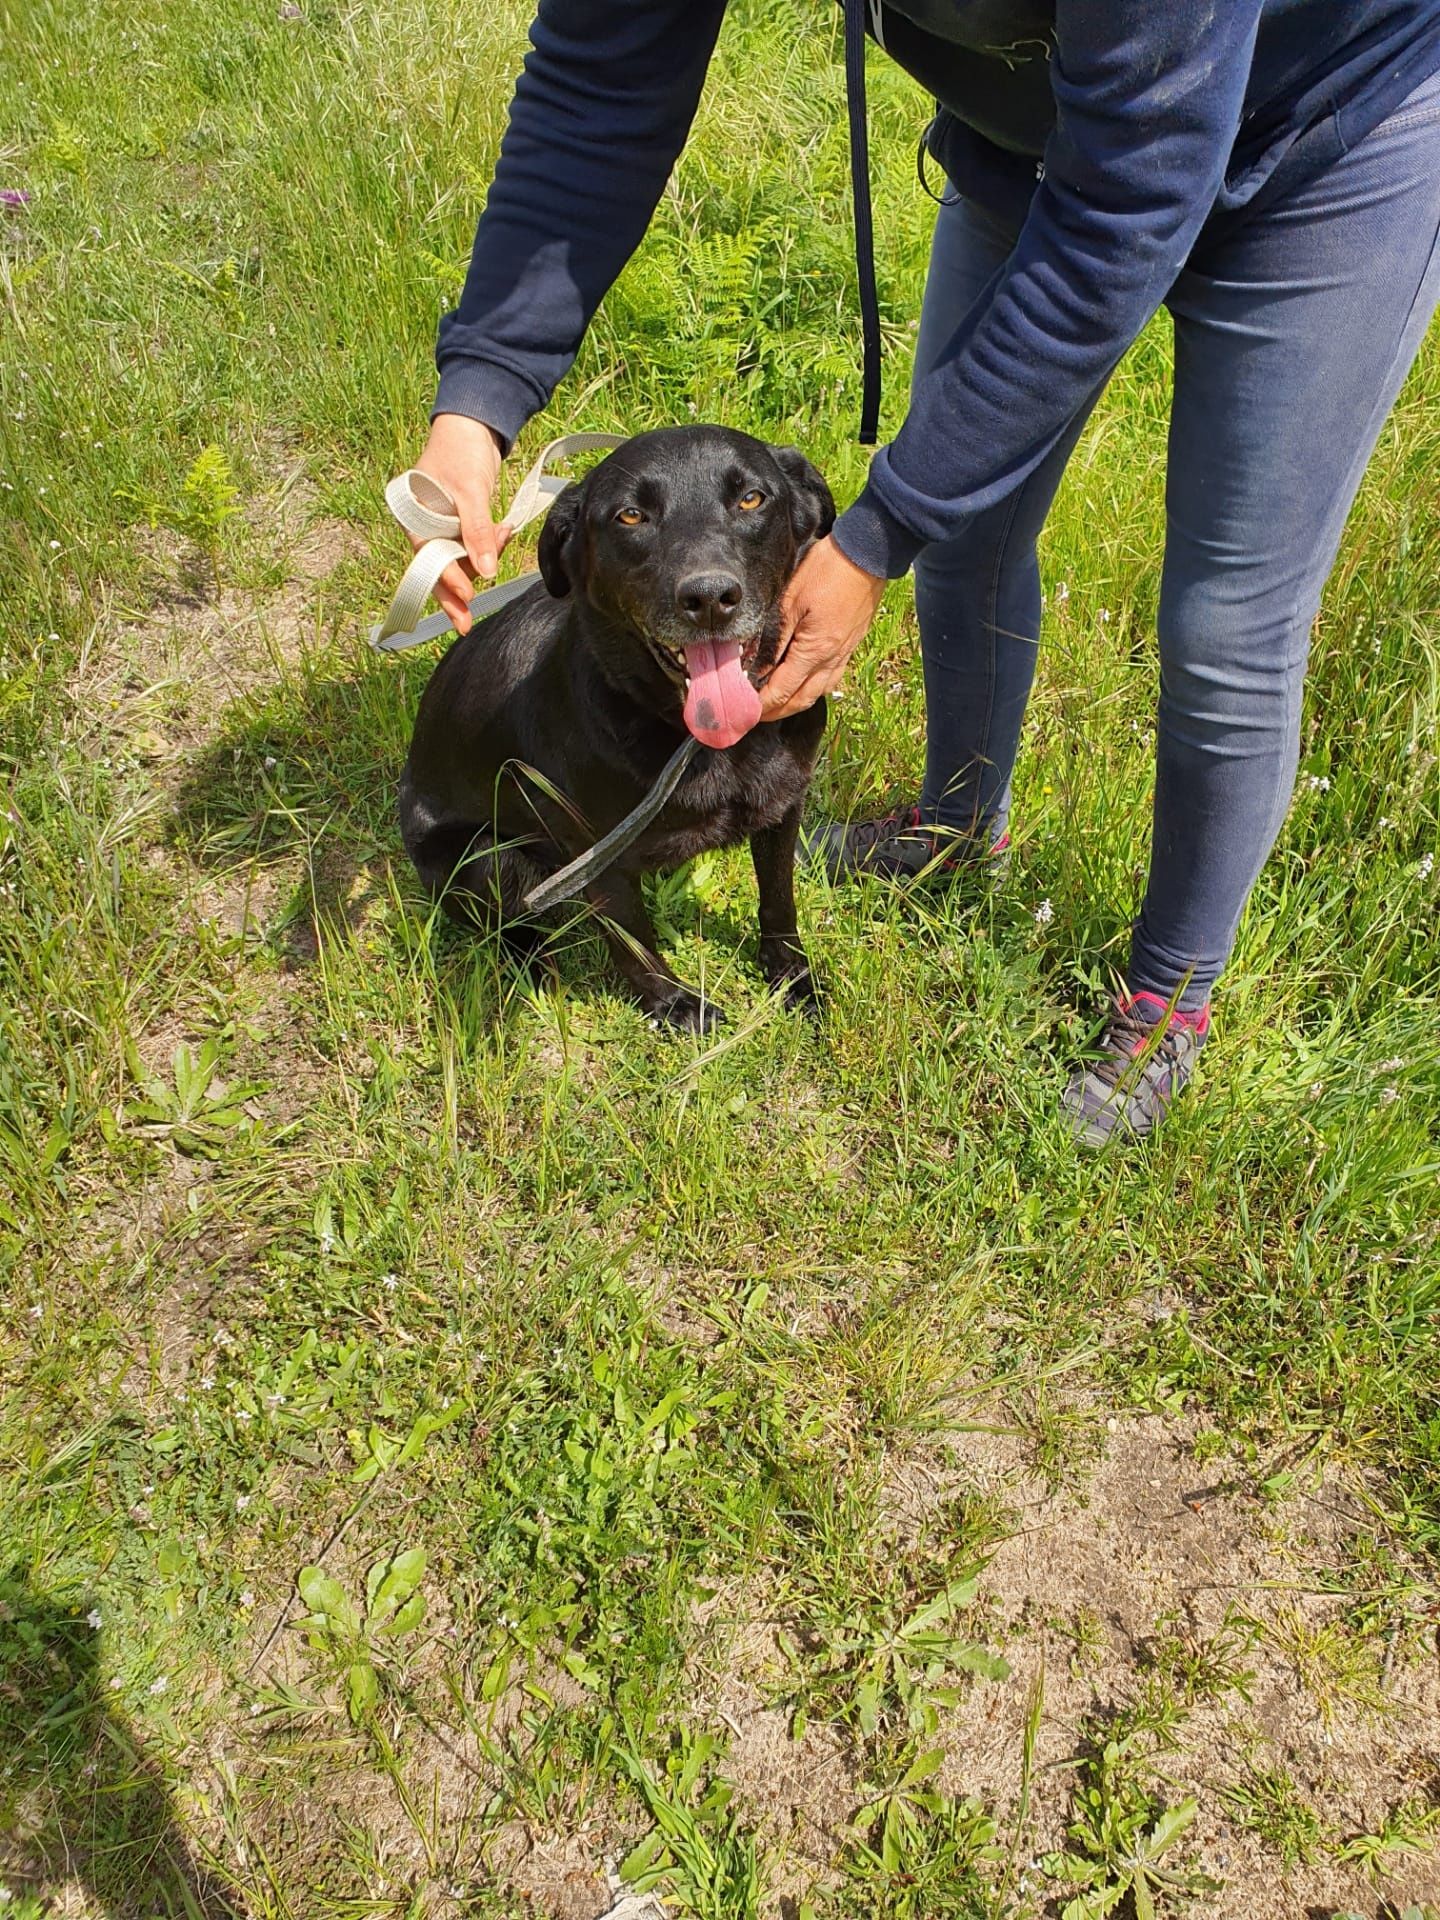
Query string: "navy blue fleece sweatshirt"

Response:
xmin=435 ymin=0 xmax=1440 ymax=579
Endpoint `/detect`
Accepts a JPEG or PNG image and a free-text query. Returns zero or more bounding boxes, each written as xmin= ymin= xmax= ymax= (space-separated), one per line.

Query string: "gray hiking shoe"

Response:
xmin=1062 ymin=992 xmax=1211 ymax=1148
xmin=807 ymin=802 xmax=1011 ymax=885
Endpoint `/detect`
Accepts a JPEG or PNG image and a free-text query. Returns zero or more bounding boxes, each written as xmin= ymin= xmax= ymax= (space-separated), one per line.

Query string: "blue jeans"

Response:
xmin=912 ymin=67 xmax=1440 ymax=1010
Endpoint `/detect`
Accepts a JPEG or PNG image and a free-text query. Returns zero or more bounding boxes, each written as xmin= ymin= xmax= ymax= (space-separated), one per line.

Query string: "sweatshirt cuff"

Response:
xmin=431 ymin=359 xmax=543 ymax=457
xmin=831 ymin=480 xmax=928 ymax=581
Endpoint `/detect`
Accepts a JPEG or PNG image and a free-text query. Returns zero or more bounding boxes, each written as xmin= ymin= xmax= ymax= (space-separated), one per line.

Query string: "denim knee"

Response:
xmin=1155 ymin=577 xmax=1311 ymax=758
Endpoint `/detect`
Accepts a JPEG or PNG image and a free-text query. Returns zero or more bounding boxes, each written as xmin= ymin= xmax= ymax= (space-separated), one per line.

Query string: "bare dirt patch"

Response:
xmin=695 ymin=1411 xmax=1440 ymax=1916
xmin=71 ymin=455 xmax=365 ymax=778
xmin=927 ymin=1413 xmax=1440 ymax=1916
xmin=491 ymin=1824 xmax=616 ymax=1920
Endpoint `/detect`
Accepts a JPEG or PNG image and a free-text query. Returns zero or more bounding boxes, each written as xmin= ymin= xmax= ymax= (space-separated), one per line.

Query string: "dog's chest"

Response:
xmin=627 ymin=737 xmax=812 ymax=869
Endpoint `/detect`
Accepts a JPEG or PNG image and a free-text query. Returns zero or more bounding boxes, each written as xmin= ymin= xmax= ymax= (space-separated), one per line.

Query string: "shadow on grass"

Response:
xmin=168 ymin=665 xmax=404 ymax=966
xmin=0 ymin=1571 xmax=246 ymax=1916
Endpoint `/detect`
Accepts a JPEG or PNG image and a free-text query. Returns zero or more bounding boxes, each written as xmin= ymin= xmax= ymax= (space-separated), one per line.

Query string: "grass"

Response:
xmin=2 ymin=0 xmax=1439 ymax=1913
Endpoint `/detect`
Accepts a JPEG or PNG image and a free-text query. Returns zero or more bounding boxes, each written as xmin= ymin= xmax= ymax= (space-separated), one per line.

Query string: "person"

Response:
xmin=408 ymin=0 xmax=1440 ymax=1148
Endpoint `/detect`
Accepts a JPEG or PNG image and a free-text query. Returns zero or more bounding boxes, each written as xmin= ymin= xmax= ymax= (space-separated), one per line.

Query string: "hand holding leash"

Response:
xmin=412 ymin=415 xmax=509 ymax=632
xmin=371 ymin=429 xmax=626 ymax=653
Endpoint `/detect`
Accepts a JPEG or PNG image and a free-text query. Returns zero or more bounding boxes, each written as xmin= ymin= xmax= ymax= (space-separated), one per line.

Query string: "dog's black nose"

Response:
xmin=676 ymin=571 xmax=743 ymax=629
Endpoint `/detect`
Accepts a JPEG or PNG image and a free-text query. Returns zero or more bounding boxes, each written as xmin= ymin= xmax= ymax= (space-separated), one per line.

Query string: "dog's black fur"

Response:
xmin=399 ymin=425 xmax=835 ymax=1030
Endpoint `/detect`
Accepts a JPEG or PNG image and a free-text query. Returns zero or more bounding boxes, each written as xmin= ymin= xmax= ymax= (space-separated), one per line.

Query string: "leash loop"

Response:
xmin=370 ymin=430 xmax=626 ymax=652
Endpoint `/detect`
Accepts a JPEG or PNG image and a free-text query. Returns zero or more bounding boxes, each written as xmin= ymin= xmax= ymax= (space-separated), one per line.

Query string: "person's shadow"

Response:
xmin=0 ymin=1570 xmax=246 ymax=1917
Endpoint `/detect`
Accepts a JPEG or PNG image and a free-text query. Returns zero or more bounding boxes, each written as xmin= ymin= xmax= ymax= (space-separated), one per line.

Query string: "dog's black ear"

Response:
xmin=537 ymin=482 xmax=585 ymax=598
xmin=768 ymin=446 xmax=837 ymax=555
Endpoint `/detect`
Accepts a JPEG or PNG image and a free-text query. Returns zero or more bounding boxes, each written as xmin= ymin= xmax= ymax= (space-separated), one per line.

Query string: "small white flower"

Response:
xmin=249 ymin=1699 xmax=264 ymax=1717
xmin=1304 ymin=774 xmax=1330 ymax=793
xmin=87 ymin=1609 xmax=103 ymax=1630
xmin=235 ymin=1409 xmax=252 ymax=1423
xmin=1380 ymin=1084 xmax=1400 ymax=1105
xmin=1379 ymin=1056 xmax=1405 ymax=1073
xmin=47 ymin=632 xmax=57 ymax=642
xmin=1308 ymin=1081 xmax=1325 ymax=1100
xmin=199 ymin=1373 xmax=215 ymax=1390
xmin=1055 ymin=581 xmax=1070 ymax=604
xmin=109 ymin=1675 xmax=123 ymax=1690
xmin=381 ymin=1273 xmax=398 ymax=1292
xmin=29 ymin=1304 xmax=42 ymax=1319
xmin=1417 ymin=852 xmax=1434 ymax=880
xmin=1377 ymin=816 xmax=1392 ymax=831
xmin=235 ymin=1494 xmax=250 ymax=1512
xmin=263 ymin=755 xmax=277 ymax=771
xmin=239 ymin=1589 xmax=256 ymax=1609
xmin=1099 ymin=607 xmax=1111 ymax=623
xmin=48 ymin=539 xmax=60 ymax=550
xmin=1033 ymin=897 xmax=1054 ymax=927
xmin=149 ymin=1676 xmax=168 ymax=1695
xmin=264 ymin=1392 xmax=285 ymax=1408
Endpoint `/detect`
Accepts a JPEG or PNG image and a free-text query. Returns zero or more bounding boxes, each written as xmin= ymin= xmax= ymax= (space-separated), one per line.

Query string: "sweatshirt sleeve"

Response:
xmin=831 ymin=0 xmax=1265 ymax=579
xmin=433 ymin=0 xmax=729 ymax=445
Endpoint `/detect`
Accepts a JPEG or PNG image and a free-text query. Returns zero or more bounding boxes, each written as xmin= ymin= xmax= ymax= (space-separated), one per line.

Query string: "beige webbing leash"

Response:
xmin=369 ymin=430 xmax=625 ymax=652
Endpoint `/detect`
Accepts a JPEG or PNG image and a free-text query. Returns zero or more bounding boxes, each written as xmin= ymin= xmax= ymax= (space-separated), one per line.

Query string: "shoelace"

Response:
xmin=848 ymin=803 xmax=923 ymax=856
xmin=1088 ymin=1006 xmax=1189 ymax=1090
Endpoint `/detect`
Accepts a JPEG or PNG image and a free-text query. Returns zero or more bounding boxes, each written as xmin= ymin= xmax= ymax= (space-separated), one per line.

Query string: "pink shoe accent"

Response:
xmin=1126 ymin=990 xmax=1211 ymax=1048
xmin=932 ymin=823 xmax=1010 ymax=872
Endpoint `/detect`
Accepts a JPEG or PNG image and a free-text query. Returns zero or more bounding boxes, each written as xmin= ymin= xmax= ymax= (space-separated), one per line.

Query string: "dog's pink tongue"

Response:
xmin=682 ymin=637 xmax=762 ymax=749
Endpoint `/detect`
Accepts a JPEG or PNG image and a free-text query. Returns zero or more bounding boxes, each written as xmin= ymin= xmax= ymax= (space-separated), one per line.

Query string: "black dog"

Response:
xmin=399 ymin=425 xmax=835 ymax=1030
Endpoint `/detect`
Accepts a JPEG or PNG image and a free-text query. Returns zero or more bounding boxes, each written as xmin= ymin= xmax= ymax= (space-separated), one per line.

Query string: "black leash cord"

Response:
xmin=845 ymin=0 xmax=882 ymax=445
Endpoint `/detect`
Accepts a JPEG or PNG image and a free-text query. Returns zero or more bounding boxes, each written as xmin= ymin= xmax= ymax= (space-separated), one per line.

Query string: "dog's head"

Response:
xmin=536 ymin=425 xmax=835 ymax=748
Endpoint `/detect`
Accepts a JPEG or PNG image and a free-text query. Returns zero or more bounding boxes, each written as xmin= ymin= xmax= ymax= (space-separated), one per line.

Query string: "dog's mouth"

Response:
xmin=644 ymin=631 xmax=766 ymax=750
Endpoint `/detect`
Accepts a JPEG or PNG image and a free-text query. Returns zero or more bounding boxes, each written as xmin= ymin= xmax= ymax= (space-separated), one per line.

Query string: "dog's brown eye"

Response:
xmin=615 ymin=507 xmax=645 ymax=527
xmin=737 ymin=489 xmax=765 ymax=511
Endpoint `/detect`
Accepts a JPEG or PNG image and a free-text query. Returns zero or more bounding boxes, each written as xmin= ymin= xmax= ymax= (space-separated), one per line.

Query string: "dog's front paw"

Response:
xmin=646 ymin=989 xmax=725 ymax=1035
xmin=758 ymin=941 xmax=822 ymax=1017
xmin=779 ymin=967 xmax=822 ymax=1017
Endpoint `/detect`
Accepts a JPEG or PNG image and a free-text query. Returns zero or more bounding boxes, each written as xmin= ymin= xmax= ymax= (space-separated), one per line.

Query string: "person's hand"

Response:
xmin=760 ymin=535 xmax=887 ymax=720
xmin=413 ymin=413 xmax=510 ymax=634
